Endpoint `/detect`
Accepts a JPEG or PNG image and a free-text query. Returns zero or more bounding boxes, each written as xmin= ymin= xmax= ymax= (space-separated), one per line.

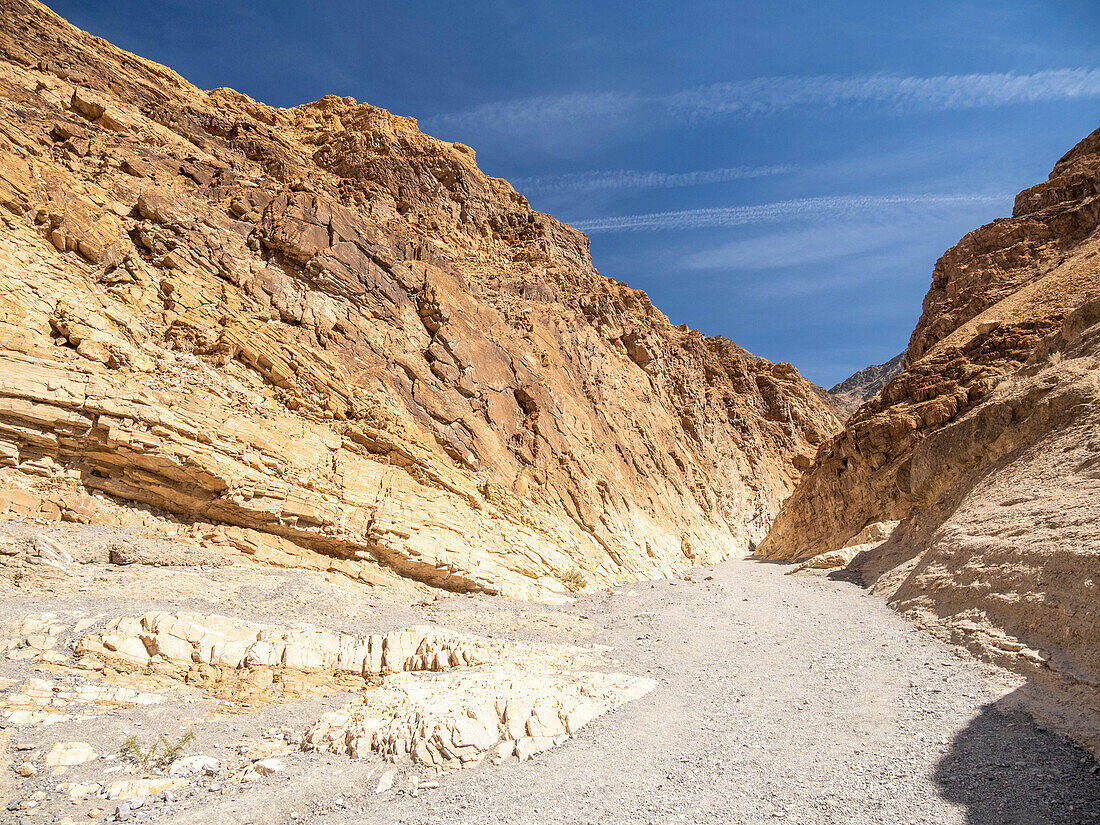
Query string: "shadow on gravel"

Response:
xmin=745 ymin=555 xmax=790 ymax=566
xmin=825 ymin=567 xmax=863 ymax=585
xmin=933 ymin=697 xmax=1100 ymax=825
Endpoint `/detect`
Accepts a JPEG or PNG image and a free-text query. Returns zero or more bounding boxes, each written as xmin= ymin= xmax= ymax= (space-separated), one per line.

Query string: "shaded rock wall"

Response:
xmin=761 ymin=130 xmax=1100 ymax=749
xmin=858 ymin=301 xmax=1100 ymax=749
xmin=761 ymin=127 xmax=1100 ymax=562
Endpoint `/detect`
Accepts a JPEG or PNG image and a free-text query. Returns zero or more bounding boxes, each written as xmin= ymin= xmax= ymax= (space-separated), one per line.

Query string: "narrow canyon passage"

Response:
xmin=0 ymin=5 xmax=1097 ymax=825
xmin=160 ymin=559 xmax=1100 ymax=825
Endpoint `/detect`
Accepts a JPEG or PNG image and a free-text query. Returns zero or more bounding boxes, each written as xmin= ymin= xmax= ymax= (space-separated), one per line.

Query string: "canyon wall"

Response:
xmin=0 ymin=0 xmax=839 ymax=601
xmin=761 ymin=128 xmax=1100 ymax=746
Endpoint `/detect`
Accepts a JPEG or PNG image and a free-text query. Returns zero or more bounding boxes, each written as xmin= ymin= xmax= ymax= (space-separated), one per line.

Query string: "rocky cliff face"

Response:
xmin=0 ymin=0 xmax=839 ymax=601
xmin=760 ymin=128 xmax=1100 ymax=747
xmin=826 ymin=352 xmax=903 ymax=418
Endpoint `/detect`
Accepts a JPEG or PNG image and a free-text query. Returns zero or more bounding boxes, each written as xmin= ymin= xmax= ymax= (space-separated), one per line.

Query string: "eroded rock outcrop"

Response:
xmin=763 ymin=129 xmax=1100 ymax=562
xmin=0 ymin=0 xmax=839 ymax=601
xmin=302 ymin=646 xmax=653 ymax=768
xmin=0 ymin=607 xmax=652 ymax=772
xmin=762 ymin=129 xmax=1100 ymax=749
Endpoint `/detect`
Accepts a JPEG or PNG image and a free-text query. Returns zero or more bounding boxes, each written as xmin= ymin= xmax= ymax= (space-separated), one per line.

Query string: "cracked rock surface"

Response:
xmin=0 ymin=0 xmax=838 ymax=602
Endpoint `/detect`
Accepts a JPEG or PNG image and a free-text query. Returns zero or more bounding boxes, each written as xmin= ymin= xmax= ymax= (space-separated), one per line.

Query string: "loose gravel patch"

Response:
xmin=3 ymin=553 xmax=1098 ymax=824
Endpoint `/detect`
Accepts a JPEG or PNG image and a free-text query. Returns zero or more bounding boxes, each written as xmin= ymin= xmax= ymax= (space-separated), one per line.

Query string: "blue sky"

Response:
xmin=48 ymin=0 xmax=1100 ymax=386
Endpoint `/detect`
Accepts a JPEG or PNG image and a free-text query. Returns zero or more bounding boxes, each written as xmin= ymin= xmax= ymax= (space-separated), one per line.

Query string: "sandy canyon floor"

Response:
xmin=1 ymin=529 xmax=1098 ymax=825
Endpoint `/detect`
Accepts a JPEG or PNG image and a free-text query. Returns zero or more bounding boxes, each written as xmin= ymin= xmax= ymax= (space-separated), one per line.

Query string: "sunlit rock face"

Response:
xmin=0 ymin=0 xmax=838 ymax=601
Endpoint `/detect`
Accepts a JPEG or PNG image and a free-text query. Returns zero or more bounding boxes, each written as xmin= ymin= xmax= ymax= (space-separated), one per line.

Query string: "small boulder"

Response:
xmin=168 ymin=755 xmax=219 ymax=777
xmin=374 ymin=770 xmax=394 ymax=794
xmin=515 ymin=736 xmax=554 ymax=761
xmin=33 ymin=535 xmax=73 ymax=568
xmin=71 ymin=88 xmax=107 ymax=120
xmin=252 ymin=758 xmax=283 ymax=777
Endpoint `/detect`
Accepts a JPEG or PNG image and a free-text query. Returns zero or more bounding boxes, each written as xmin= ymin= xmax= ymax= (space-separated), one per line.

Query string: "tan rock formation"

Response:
xmin=0 ymin=0 xmax=838 ymax=601
xmin=760 ymin=129 xmax=1100 ymax=748
xmin=75 ymin=613 xmax=499 ymax=691
xmin=786 ymin=520 xmax=898 ymax=573
xmin=1 ymin=675 xmax=163 ymax=727
xmin=762 ymin=129 xmax=1100 ymax=562
xmin=44 ymin=741 xmax=96 ymax=767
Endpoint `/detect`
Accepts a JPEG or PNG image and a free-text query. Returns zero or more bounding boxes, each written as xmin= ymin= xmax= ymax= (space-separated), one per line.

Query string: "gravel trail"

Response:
xmin=158 ymin=556 xmax=1100 ymax=825
xmin=4 ymin=540 xmax=1097 ymax=825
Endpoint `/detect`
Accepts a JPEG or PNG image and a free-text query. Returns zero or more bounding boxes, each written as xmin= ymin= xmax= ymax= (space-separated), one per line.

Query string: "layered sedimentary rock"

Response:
xmin=0 ymin=607 xmax=652 ymax=771
xmin=302 ymin=640 xmax=653 ymax=768
xmin=761 ymin=129 xmax=1100 ymax=747
xmin=763 ymin=128 xmax=1100 ymax=561
xmin=0 ymin=1 xmax=839 ymax=600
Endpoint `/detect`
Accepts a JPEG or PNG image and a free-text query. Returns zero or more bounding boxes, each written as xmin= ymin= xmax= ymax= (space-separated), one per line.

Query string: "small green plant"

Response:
xmin=559 ymin=566 xmax=588 ymax=592
xmin=121 ymin=729 xmax=196 ymax=771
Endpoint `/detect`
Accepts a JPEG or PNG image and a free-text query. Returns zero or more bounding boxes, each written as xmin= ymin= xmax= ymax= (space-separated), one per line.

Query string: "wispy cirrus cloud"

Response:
xmin=425 ymin=91 xmax=642 ymax=154
xmin=573 ymin=193 xmax=1009 ymax=233
xmin=664 ymin=68 xmax=1100 ymax=118
xmin=510 ymin=164 xmax=796 ymax=193
xmin=683 ymin=223 xmax=904 ymax=270
xmin=682 ymin=214 xmax=979 ymax=280
xmin=424 ymin=69 xmax=1100 ymax=147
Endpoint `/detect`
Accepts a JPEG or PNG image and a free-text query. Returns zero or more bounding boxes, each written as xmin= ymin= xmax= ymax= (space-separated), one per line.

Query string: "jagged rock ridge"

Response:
xmin=760 ymin=127 xmax=1100 ymax=749
xmin=826 ymin=352 xmax=903 ymax=418
xmin=0 ymin=0 xmax=839 ymax=601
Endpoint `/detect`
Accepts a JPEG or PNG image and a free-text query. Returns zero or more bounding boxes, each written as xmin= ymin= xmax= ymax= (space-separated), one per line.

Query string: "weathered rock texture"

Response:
xmin=0 ymin=607 xmax=651 ymax=772
xmin=826 ymin=352 xmax=904 ymax=418
xmin=786 ymin=519 xmax=898 ymax=574
xmin=0 ymin=1 xmax=839 ymax=600
xmin=302 ymin=638 xmax=653 ymax=768
xmin=761 ymin=129 xmax=1100 ymax=749
xmin=75 ymin=613 xmax=498 ymax=706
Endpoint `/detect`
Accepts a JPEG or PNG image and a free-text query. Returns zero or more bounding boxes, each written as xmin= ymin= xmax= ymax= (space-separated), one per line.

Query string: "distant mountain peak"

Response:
xmin=828 ymin=352 xmax=905 ymax=399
